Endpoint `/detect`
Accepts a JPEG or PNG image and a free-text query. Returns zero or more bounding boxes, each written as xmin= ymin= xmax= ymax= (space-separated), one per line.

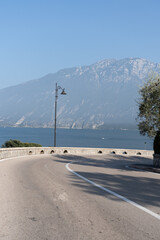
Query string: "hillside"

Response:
xmin=0 ymin=58 xmax=158 ymax=129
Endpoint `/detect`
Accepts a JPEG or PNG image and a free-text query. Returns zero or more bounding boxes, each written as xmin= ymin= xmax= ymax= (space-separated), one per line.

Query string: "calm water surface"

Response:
xmin=0 ymin=127 xmax=153 ymax=150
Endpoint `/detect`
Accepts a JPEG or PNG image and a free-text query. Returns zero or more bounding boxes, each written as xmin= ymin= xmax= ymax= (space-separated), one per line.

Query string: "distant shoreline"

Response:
xmin=0 ymin=125 xmax=138 ymax=131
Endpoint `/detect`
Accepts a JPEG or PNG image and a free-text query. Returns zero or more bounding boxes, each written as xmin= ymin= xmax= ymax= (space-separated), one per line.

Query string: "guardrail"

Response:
xmin=0 ymin=147 xmax=153 ymax=160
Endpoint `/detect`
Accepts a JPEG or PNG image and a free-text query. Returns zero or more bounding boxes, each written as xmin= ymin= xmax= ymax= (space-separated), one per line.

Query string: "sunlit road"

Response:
xmin=0 ymin=154 xmax=160 ymax=240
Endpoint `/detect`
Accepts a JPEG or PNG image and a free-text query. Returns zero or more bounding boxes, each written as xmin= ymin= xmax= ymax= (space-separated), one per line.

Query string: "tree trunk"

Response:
xmin=153 ymin=154 xmax=160 ymax=167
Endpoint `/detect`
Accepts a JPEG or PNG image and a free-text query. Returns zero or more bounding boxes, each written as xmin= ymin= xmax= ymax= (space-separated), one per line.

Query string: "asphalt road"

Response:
xmin=0 ymin=154 xmax=160 ymax=240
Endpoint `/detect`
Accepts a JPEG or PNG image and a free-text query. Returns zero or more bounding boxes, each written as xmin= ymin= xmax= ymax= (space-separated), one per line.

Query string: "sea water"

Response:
xmin=0 ymin=127 xmax=153 ymax=150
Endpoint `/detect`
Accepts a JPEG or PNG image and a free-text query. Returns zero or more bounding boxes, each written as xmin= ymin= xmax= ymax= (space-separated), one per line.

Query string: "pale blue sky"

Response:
xmin=0 ymin=0 xmax=160 ymax=89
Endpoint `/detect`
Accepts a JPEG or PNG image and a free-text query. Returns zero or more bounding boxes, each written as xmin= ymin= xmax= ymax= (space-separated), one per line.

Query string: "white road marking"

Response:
xmin=66 ymin=162 xmax=160 ymax=221
xmin=1 ymin=155 xmax=160 ymax=220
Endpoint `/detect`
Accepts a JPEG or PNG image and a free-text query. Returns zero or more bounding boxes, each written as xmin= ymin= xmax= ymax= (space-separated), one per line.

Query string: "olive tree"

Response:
xmin=137 ymin=73 xmax=160 ymax=138
xmin=137 ymin=72 xmax=160 ymax=166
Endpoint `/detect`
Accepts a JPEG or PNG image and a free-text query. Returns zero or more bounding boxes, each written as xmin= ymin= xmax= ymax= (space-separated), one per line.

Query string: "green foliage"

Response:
xmin=137 ymin=72 xmax=160 ymax=138
xmin=153 ymin=131 xmax=160 ymax=154
xmin=2 ymin=139 xmax=42 ymax=148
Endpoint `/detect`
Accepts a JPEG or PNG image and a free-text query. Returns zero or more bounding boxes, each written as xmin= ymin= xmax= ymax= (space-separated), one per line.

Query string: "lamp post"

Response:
xmin=54 ymin=82 xmax=67 ymax=147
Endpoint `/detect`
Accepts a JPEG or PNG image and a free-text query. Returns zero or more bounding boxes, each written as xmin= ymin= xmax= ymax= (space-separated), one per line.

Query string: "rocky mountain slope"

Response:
xmin=0 ymin=58 xmax=159 ymax=129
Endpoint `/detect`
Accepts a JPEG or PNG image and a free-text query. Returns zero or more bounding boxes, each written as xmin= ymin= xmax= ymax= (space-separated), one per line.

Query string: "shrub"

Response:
xmin=2 ymin=139 xmax=42 ymax=148
xmin=153 ymin=131 xmax=160 ymax=154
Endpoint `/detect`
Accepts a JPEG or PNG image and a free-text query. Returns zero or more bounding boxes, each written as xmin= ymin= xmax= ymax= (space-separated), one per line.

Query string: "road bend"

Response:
xmin=0 ymin=154 xmax=160 ymax=240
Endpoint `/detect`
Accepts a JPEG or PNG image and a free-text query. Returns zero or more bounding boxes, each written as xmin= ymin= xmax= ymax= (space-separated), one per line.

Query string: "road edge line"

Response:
xmin=66 ymin=162 xmax=160 ymax=221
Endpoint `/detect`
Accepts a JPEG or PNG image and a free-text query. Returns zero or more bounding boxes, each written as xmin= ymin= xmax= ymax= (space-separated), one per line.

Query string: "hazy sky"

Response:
xmin=0 ymin=0 xmax=160 ymax=89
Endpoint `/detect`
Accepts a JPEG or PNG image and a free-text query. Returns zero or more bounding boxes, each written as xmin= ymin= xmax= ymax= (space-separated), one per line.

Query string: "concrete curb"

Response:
xmin=129 ymin=164 xmax=160 ymax=174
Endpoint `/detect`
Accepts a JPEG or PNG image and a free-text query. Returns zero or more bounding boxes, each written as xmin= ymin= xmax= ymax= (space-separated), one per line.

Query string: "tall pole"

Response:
xmin=54 ymin=83 xmax=58 ymax=147
xmin=54 ymin=82 xmax=66 ymax=147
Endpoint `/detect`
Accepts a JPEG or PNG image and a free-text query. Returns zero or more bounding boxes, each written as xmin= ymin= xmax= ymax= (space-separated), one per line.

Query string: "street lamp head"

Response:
xmin=61 ymin=89 xmax=67 ymax=95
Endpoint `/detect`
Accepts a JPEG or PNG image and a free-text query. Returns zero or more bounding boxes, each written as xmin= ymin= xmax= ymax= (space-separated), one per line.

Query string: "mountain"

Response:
xmin=0 ymin=58 xmax=159 ymax=129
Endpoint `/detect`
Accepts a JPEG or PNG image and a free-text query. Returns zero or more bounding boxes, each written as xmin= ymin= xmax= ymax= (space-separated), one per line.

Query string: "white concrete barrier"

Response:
xmin=0 ymin=147 xmax=153 ymax=160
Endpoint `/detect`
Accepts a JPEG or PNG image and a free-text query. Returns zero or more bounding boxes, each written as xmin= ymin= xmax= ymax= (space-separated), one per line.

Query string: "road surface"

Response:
xmin=0 ymin=154 xmax=160 ymax=239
